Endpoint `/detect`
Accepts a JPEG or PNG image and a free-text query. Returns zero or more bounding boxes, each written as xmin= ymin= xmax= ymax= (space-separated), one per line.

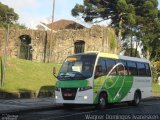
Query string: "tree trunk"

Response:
xmin=146 ymin=50 xmax=150 ymax=60
xmin=135 ymin=41 xmax=138 ymax=57
xmin=118 ymin=13 xmax=123 ymax=42
xmin=130 ymin=36 xmax=133 ymax=56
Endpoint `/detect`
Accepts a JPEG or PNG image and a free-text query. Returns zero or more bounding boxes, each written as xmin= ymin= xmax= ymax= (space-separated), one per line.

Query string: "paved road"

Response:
xmin=1 ymin=100 xmax=160 ymax=120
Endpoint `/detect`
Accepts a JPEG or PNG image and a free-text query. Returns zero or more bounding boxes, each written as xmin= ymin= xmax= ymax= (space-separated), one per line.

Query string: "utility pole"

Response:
xmin=49 ymin=0 xmax=55 ymax=62
xmin=1 ymin=13 xmax=14 ymax=87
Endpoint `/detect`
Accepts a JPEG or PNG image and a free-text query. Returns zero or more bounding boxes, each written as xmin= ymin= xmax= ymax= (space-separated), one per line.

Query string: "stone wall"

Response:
xmin=0 ymin=26 xmax=121 ymax=63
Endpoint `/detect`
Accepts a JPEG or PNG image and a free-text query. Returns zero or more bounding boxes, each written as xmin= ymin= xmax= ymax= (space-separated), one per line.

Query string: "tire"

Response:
xmin=96 ymin=93 xmax=107 ymax=109
xmin=128 ymin=92 xmax=141 ymax=106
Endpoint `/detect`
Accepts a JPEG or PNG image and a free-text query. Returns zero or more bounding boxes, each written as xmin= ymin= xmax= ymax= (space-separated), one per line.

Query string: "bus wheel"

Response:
xmin=96 ymin=93 xmax=107 ymax=109
xmin=128 ymin=92 xmax=141 ymax=106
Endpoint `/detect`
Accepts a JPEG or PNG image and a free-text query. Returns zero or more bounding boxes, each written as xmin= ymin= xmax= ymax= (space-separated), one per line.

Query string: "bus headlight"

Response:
xmin=84 ymin=96 xmax=88 ymax=100
xmin=55 ymin=96 xmax=58 ymax=99
xmin=79 ymin=86 xmax=92 ymax=91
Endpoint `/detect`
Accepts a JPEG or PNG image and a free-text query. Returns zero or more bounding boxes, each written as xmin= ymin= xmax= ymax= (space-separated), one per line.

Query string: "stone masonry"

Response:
xmin=0 ymin=26 xmax=120 ymax=63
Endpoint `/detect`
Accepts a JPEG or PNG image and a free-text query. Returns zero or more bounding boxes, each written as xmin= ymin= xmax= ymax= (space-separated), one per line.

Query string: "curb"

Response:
xmin=142 ymin=96 xmax=160 ymax=102
xmin=0 ymin=104 xmax=63 ymax=115
xmin=152 ymin=92 xmax=160 ymax=97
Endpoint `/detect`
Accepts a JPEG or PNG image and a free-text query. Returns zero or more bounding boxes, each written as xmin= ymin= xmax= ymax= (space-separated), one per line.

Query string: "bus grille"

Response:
xmin=61 ymin=88 xmax=77 ymax=100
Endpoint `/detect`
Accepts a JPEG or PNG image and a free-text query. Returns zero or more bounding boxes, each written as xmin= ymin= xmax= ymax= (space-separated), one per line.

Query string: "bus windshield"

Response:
xmin=58 ymin=54 xmax=97 ymax=80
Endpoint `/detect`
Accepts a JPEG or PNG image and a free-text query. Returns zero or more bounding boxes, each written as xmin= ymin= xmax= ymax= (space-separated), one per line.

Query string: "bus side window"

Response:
xmin=107 ymin=59 xmax=117 ymax=75
xmin=127 ymin=61 xmax=138 ymax=76
xmin=117 ymin=60 xmax=128 ymax=75
xmin=145 ymin=63 xmax=151 ymax=77
xmin=95 ymin=58 xmax=107 ymax=77
xmin=137 ymin=63 xmax=147 ymax=76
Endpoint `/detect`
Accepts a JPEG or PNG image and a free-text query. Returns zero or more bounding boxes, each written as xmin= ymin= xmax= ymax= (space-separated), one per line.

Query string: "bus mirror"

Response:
xmin=53 ymin=67 xmax=58 ymax=79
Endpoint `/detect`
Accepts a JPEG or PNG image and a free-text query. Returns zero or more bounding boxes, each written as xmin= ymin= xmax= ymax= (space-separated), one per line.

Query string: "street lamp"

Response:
xmin=1 ymin=13 xmax=14 ymax=87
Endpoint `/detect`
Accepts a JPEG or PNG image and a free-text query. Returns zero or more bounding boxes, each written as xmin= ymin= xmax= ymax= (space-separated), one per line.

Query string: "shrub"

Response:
xmin=152 ymin=61 xmax=160 ymax=83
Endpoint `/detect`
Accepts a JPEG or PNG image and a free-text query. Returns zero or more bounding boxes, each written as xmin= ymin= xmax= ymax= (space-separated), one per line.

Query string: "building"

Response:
xmin=0 ymin=25 xmax=120 ymax=63
xmin=47 ymin=19 xmax=85 ymax=31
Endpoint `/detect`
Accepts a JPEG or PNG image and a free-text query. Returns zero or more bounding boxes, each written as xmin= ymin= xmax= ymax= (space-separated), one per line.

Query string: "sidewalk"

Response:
xmin=0 ymin=97 xmax=62 ymax=114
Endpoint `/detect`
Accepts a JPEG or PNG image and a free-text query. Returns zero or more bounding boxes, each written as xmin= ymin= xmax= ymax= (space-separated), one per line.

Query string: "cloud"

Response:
xmin=0 ymin=0 xmax=83 ymax=28
xmin=0 ymin=0 xmax=49 ymax=28
xmin=0 ymin=0 xmax=39 ymax=9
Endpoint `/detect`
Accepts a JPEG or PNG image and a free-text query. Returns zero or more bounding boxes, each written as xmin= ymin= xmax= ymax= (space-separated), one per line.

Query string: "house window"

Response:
xmin=74 ymin=40 xmax=85 ymax=54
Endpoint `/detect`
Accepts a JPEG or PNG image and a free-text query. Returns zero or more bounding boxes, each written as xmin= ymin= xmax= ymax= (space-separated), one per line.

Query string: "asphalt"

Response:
xmin=18 ymin=100 xmax=160 ymax=120
xmin=0 ymin=96 xmax=159 ymax=115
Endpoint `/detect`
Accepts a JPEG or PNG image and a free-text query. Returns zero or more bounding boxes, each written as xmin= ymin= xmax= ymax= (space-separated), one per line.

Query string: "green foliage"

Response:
xmin=117 ymin=0 xmax=128 ymax=12
xmin=152 ymin=61 xmax=160 ymax=83
xmin=71 ymin=4 xmax=84 ymax=17
xmin=124 ymin=48 xmax=140 ymax=58
xmin=71 ymin=0 xmax=136 ymax=29
xmin=72 ymin=0 xmax=160 ymax=61
xmin=127 ymin=13 xmax=136 ymax=25
xmin=141 ymin=18 xmax=160 ymax=60
xmin=109 ymin=30 xmax=116 ymax=50
xmin=0 ymin=2 xmax=25 ymax=29
xmin=0 ymin=2 xmax=19 ymax=27
xmin=152 ymin=83 xmax=160 ymax=92
xmin=123 ymin=0 xmax=159 ymax=60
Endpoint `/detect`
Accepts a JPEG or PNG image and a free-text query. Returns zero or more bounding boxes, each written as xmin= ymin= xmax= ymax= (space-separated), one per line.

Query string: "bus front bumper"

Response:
xmin=55 ymin=89 xmax=93 ymax=104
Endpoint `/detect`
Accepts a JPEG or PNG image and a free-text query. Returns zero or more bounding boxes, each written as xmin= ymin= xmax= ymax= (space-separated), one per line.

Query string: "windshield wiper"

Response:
xmin=74 ymin=76 xmax=88 ymax=80
xmin=58 ymin=74 xmax=74 ymax=80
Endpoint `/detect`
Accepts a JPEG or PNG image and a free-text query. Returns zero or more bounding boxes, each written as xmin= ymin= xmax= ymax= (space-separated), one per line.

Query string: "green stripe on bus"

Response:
xmin=94 ymin=76 xmax=133 ymax=103
xmin=56 ymin=80 xmax=89 ymax=88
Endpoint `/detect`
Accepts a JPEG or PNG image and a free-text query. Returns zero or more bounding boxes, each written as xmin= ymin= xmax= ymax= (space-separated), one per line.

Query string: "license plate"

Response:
xmin=64 ymin=93 xmax=72 ymax=96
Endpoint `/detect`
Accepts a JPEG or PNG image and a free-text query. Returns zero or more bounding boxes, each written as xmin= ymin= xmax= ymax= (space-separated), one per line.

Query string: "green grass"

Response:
xmin=0 ymin=57 xmax=61 ymax=93
xmin=152 ymin=83 xmax=160 ymax=92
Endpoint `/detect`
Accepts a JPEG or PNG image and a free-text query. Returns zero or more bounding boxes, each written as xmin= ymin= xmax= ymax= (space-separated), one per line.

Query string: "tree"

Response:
xmin=122 ymin=0 xmax=159 ymax=58
xmin=141 ymin=19 xmax=160 ymax=60
xmin=153 ymin=60 xmax=160 ymax=83
xmin=72 ymin=0 xmax=160 ymax=60
xmin=71 ymin=0 xmax=136 ymax=41
xmin=0 ymin=2 xmax=19 ymax=27
xmin=124 ymin=48 xmax=140 ymax=57
xmin=134 ymin=0 xmax=160 ymax=60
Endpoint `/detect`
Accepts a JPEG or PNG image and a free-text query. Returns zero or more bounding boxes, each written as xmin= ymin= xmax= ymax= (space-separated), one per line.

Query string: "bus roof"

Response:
xmin=119 ymin=55 xmax=150 ymax=63
xmin=85 ymin=51 xmax=150 ymax=63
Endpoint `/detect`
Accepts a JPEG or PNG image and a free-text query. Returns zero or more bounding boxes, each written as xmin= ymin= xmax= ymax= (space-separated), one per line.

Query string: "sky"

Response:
xmin=0 ymin=0 xmax=160 ymax=29
xmin=0 ymin=0 xmax=83 ymax=28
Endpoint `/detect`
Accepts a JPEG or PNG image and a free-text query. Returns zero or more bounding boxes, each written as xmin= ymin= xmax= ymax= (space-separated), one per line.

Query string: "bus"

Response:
xmin=54 ymin=51 xmax=152 ymax=109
